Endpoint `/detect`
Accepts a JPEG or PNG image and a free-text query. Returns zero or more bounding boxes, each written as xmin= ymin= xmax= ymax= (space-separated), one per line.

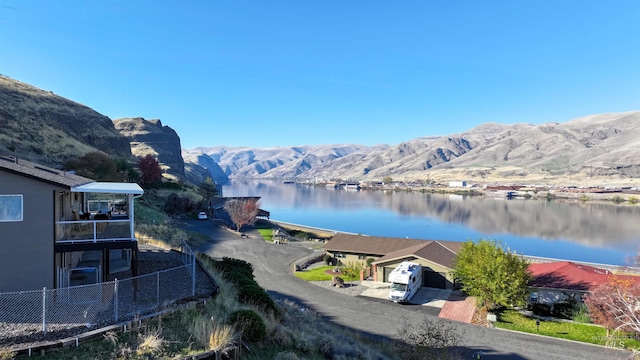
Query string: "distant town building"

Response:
xmin=448 ymin=181 xmax=467 ymax=187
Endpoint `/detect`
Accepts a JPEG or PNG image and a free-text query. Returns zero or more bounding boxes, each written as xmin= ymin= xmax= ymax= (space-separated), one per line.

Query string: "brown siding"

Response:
xmin=375 ymin=258 xmax=456 ymax=289
xmin=327 ymin=251 xmax=378 ymax=265
xmin=0 ymin=170 xmax=61 ymax=292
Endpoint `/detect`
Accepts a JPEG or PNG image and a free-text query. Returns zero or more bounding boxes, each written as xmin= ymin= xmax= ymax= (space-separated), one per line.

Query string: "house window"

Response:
xmin=334 ymin=253 xmax=346 ymax=258
xmin=0 ymin=195 xmax=23 ymax=222
xmin=358 ymin=254 xmax=367 ymax=260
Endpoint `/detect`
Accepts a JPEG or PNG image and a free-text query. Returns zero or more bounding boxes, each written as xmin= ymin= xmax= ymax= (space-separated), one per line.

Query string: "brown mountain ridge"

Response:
xmin=1 ymin=75 xmax=638 ymax=186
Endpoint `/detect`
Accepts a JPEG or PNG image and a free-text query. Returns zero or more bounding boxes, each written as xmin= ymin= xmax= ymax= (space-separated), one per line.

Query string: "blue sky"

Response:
xmin=1 ymin=1 xmax=639 ymax=149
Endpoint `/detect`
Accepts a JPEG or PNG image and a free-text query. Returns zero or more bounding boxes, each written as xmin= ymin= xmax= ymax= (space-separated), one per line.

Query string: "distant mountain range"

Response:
xmin=186 ymin=111 xmax=640 ymax=184
xmin=1 ymin=75 xmax=638 ymax=185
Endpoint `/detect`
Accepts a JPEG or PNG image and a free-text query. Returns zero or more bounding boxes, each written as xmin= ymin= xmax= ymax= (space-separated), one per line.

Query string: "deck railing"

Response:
xmin=56 ymin=220 xmax=132 ymax=243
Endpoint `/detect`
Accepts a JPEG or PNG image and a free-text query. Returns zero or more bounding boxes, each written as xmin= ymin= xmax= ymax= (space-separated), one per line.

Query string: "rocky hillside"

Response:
xmin=2 ymin=76 xmax=636 ymax=185
xmin=181 ymin=150 xmax=230 ymax=185
xmin=0 ymin=76 xmax=132 ymax=166
xmin=187 ymin=111 xmax=640 ymax=184
xmin=113 ymin=117 xmax=186 ymax=181
xmin=0 ymin=77 xmax=221 ymax=185
xmin=186 ymin=144 xmax=386 ymax=180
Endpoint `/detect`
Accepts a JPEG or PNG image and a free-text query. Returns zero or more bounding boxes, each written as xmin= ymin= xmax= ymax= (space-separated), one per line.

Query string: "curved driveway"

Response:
xmin=183 ymin=220 xmax=628 ymax=360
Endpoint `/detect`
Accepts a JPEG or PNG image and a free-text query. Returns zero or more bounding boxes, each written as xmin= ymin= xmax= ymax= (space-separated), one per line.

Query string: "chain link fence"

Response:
xmin=0 ymin=241 xmax=196 ymax=335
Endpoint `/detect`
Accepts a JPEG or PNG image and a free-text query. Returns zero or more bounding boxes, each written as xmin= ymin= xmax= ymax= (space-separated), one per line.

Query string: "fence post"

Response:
xmin=192 ymin=254 xmax=196 ymax=297
xmin=114 ymin=279 xmax=119 ymax=322
xmin=42 ymin=287 xmax=47 ymax=335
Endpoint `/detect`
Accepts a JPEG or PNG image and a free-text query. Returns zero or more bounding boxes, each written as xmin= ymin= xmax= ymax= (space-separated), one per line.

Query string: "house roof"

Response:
xmin=373 ymin=240 xmax=462 ymax=269
xmin=323 ymin=233 xmax=426 ymax=256
xmin=323 ymin=233 xmax=464 ymax=261
xmin=0 ymin=155 xmax=93 ymax=188
xmin=211 ymin=196 xmax=261 ymax=209
xmin=528 ymin=261 xmax=615 ymax=291
xmin=72 ymin=182 xmax=144 ymax=195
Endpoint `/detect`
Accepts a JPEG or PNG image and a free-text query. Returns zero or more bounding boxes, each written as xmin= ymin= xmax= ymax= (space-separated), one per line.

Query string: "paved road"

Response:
xmin=183 ymin=220 xmax=629 ymax=360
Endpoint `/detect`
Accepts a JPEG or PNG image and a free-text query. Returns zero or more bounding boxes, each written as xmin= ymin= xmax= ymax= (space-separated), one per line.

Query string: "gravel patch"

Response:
xmin=0 ymin=244 xmax=216 ymax=351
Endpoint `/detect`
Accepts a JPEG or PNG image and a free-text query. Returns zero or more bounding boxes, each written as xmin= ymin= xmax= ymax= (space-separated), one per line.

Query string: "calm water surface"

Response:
xmin=222 ymin=180 xmax=639 ymax=265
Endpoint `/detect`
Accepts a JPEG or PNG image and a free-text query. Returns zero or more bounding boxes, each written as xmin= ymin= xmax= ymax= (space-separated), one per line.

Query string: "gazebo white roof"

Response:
xmin=71 ymin=182 xmax=144 ymax=195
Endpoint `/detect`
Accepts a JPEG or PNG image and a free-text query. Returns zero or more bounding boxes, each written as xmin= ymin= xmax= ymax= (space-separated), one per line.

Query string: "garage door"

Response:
xmin=423 ymin=270 xmax=447 ymax=288
xmin=383 ymin=267 xmax=394 ymax=282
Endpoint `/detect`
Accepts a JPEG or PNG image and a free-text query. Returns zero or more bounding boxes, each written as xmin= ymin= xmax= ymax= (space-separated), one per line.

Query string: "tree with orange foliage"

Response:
xmin=585 ymin=276 xmax=640 ymax=336
xmin=585 ymin=260 xmax=640 ymax=338
xmin=223 ymin=198 xmax=260 ymax=231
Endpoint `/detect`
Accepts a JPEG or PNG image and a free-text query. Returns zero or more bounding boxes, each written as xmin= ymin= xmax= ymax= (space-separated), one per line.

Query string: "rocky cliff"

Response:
xmin=0 ymin=77 xmax=214 ymax=185
xmin=0 ymin=76 xmax=132 ymax=166
xmin=113 ymin=117 xmax=186 ymax=181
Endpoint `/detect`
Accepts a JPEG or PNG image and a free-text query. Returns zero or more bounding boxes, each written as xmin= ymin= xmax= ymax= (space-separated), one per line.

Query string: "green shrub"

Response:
xmin=612 ymin=195 xmax=624 ymax=204
xmin=274 ymin=351 xmax=301 ymax=360
xmin=229 ymin=309 xmax=266 ymax=341
xmin=211 ymin=257 xmax=255 ymax=281
xmin=238 ymin=284 xmax=278 ymax=312
xmin=579 ymin=194 xmax=589 ymax=202
xmin=288 ymin=229 xmax=311 ymax=239
xmin=552 ymin=297 xmax=577 ymax=319
xmin=531 ymin=303 xmax=551 ymax=316
xmin=572 ymin=304 xmax=591 ymax=323
xmin=629 ymin=196 xmax=638 ymax=205
xmin=366 ymin=258 xmax=375 ymax=267
xmin=145 ymin=181 xmax=184 ymax=190
xmin=323 ymin=254 xmax=332 ymax=265
xmin=210 ymin=257 xmax=281 ymax=318
xmin=341 ymin=261 xmax=365 ymax=279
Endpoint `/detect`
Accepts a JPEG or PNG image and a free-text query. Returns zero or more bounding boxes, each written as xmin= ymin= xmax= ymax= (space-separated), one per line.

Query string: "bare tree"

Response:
xmin=585 ymin=249 xmax=640 ymax=338
xmin=395 ymin=315 xmax=466 ymax=360
xmin=585 ymin=275 xmax=640 ymax=337
xmin=223 ymin=199 xmax=260 ymax=231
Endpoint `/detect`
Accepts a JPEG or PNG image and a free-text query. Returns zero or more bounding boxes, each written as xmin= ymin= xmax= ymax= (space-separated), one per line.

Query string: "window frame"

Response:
xmin=0 ymin=194 xmax=23 ymax=222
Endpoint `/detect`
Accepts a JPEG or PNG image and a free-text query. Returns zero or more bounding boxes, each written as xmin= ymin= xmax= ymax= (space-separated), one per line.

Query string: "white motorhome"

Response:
xmin=388 ymin=261 xmax=422 ymax=303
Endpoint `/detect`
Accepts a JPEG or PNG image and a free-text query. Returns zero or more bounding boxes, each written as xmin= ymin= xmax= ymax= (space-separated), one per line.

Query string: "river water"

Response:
xmin=221 ymin=180 xmax=639 ymax=266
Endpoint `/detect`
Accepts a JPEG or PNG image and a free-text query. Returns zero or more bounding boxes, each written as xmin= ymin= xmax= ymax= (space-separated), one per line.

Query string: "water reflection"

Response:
xmin=222 ymin=180 xmax=639 ymax=263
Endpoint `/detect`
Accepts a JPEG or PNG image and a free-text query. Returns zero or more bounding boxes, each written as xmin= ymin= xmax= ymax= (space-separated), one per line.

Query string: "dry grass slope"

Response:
xmin=0 ymin=76 xmax=132 ymax=166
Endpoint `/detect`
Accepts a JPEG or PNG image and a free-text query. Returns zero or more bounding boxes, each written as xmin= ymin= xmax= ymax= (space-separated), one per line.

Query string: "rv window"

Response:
xmin=390 ymin=283 xmax=407 ymax=292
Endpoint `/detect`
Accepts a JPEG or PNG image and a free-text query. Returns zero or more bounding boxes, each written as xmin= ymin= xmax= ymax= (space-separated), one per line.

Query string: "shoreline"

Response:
xmin=268 ymin=219 xmax=637 ymax=272
xmin=310 ymin=182 xmax=640 ymax=205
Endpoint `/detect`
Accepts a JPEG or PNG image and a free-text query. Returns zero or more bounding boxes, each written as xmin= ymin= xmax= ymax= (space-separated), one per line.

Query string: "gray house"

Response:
xmin=0 ymin=155 xmax=143 ymax=292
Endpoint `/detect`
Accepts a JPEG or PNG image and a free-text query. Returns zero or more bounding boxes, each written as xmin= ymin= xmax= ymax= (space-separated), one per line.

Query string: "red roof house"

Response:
xmin=528 ymin=261 xmax=638 ymax=292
